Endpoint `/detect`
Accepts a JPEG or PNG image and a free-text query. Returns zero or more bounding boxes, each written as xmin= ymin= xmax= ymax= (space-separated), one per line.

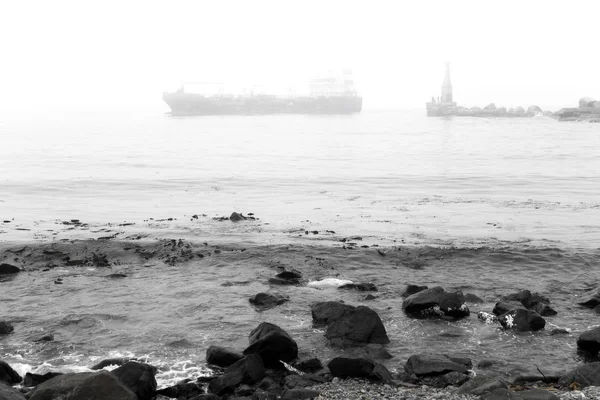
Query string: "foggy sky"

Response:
xmin=1 ymin=0 xmax=599 ymax=115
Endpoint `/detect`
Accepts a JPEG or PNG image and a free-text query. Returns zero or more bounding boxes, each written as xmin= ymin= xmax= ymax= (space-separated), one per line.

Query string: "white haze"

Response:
xmin=1 ymin=0 xmax=599 ymax=116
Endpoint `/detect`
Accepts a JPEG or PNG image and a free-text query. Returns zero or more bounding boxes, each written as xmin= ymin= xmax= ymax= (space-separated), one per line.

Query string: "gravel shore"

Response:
xmin=310 ymin=378 xmax=600 ymax=400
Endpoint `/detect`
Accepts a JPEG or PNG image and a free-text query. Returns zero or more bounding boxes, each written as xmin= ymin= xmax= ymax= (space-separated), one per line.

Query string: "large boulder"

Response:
xmin=206 ymin=345 xmax=244 ymax=368
xmin=0 ymin=263 xmax=20 ymax=274
xmin=111 ymin=361 xmax=157 ymax=400
xmin=577 ymin=326 xmax=600 ymax=354
xmin=558 ymin=362 xmax=600 ymax=388
xmin=27 ymin=371 xmax=137 ymax=400
xmin=404 ymin=354 xmax=471 ymax=376
xmin=0 ymin=383 xmax=26 ymax=400
xmin=208 ymin=354 xmax=265 ymax=395
xmin=402 ymin=287 xmax=470 ymax=319
xmin=498 ymin=309 xmax=545 ymax=332
xmin=311 ymin=302 xmax=389 ymax=347
xmin=493 ymin=301 xmax=526 ymax=316
xmin=0 ymin=361 xmax=22 ymax=385
xmin=24 ymin=372 xmax=63 ymax=387
xmin=243 ymin=322 xmax=298 ymax=367
xmin=500 ymin=290 xmax=557 ymax=316
xmin=578 ymin=289 xmax=600 ymax=309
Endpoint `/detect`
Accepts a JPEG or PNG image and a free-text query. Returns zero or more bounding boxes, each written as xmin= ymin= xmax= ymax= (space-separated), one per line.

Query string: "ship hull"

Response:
xmin=163 ymin=93 xmax=362 ymax=116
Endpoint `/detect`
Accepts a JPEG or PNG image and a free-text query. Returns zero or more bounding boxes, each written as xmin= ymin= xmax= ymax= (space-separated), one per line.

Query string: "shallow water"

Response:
xmin=1 ymin=110 xmax=599 ymax=387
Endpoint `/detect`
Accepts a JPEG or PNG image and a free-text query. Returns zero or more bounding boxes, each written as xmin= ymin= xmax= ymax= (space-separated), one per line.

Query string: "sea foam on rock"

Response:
xmin=402 ymin=286 xmax=470 ymax=319
xmin=498 ymin=308 xmax=546 ymax=332
xmin=311 ymin=301 xmax=389 ymax=347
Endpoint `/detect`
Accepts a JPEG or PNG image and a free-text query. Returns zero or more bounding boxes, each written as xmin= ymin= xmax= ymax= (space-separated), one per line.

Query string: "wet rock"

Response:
xmin=111 ymin=361 xmax=157 ymax=400
xmin=90 ymin=357 xmax=137 ymax=370
xmin=311 ymin=302 xmax=389 ymax=347
xmin=311 ymin=301 xmax=355 ymax=325
xmin=421 ymin=371 xmax=470 ymax=388
xmin=560 ymin=362 xmax=600 ymax=388
xmin=338 ymin=282 xmax=377 ymax=291
xmin=402 ymin=287 xmax=470 ymax=319
xmin=292 ymin=358 xmax=323 ymax=374
xmin=455 ymin=373 xmax=509 ymax=396
xmin=230 ymin=212 xmax=246 ymax=222
xmin=493 ymin=301 xmax=525 ymax=316
xmin=0 ymin=361 xmax=22 ymax=385
xmin=24 ymin=372 xmax=63 ymax=387
xmin=549 ymin=328 xmax=569 ymax=335
xmin=481 ymin=388 xmax=522 ymax=400
xmin=269 ymin=270 xmax=302 ymax=285
xmin=464 ymin=293 xmax=485 ymax=303
xmin=578 ymin=289 xmax=600 ymax=309
xmin=0 ymin=383 xmax=26 ymax=400
xmin=249 ymin=293 xmax=290 ymax=310
xmin=404 ymin=353 xmax=471 ymax=377
xmin=281 ymin=388 xmax=320 ymax=400
xmin=206 ymin=345 xmax=244 ymax=368
xmin=401 ymin=284 xmax=428 ymax=298
xmin=498 ymin=309 xmax=545 ymax=331
xmin=243 ymin=322 xmax=298 ymax=367
xmin=501 ymin=290 xmax=557 ymax=316
xmin=33 ymin=333 xmax=54 ymax=342
xmin=370 ymin=363 xmax=396 ymax=384
xmin=518 ymin=388 xmax=560 ymax=400
xmin=577 ymin=326 xmax=600 ymax=354
xmin=0 ymin=263 xmax=20 ymax=274
xmin=0 ymin=321 xmax=14 ymax=335
xmin=28 ymin=371 xmax=136 ymax=400
xmin=328 ymin=357 xmax=375 ymax=378
xmin=478 ymin=311 xmax=499 ymax=324
xmin=208 ymin=354 xmax=265 ymax=395
xmin=156 ymin=381 xmax=203 ymax=399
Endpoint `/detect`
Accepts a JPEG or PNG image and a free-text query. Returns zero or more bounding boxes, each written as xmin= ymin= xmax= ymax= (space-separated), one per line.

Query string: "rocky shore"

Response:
xmin=2 ymin=214 xmax=600 ymax=399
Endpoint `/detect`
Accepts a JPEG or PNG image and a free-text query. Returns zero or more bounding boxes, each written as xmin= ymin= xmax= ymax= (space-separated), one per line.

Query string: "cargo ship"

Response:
xmin=163 ymin=72 xmax=362 ymax=116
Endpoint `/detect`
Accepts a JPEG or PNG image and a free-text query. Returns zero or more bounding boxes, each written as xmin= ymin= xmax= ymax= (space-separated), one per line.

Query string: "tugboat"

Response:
xmin=163 ymin=71 xmax=362 ymax=116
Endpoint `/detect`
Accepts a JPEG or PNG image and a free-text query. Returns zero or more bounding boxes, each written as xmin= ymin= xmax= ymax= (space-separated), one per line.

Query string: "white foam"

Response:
xmin=307 ymin=278 xmax=353 ymax=288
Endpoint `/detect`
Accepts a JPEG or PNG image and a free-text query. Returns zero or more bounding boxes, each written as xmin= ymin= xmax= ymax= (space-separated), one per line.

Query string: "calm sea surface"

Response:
xmin=1 ymin=110 xmax=599 ymax=386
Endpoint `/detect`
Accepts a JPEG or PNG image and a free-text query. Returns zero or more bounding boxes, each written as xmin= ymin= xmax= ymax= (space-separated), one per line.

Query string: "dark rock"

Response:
xmin=0 ymin=263 xmax=20 ymax=274
xmin=559 ymin=362 xmax=600 ymax=388
xmin=230 ymin=212 xmax=246 ymax=222
xmin=249 ymin=293 xmax=290 ymax=310
xmin=328 ymin=357 xmax=375 ymax=378
xmin=364 ymin=294 xmax=377 ymax=301
xmin=481 ymin=388 xmax=522 ymax=400
xmin=518 ymin=388 xmax=560 ymax=400
xmin=90 ymin=357 xmax=137 ymax=370
xmin=370 ymin=363 xmax=395 ymax=384
xmin=311 ymin=301 xmax=355 ymax=326
xmin=28 ymin=371 xmax=137 ymax=400
xmin=207 ymin=346 xmax=244 ymax=368
xmin=324 ymin=305 xmax=390 ymax=347
xmin=577 ymin=326 xmax=600 ymax=354
xmin=579 ymin=289 xmax=600 ymax=309
xmin=208 ymin=354 xmax=265 ymax=395
xmin=243 ymin=322 xmax=298 ymax=367
xmin=404 ymin=354 xmax=470 ymax=376
xmin=493 ymin=301 xmax=525 ymax=316
xmin=111 ymin=361 xmax=157 ymax=400
xmin=464 ymin=293 xmax=484 ymax=303
xmin=498 ymin=309 xmax=546 ymax=331
xmin=276 ymin=270 xmax=302 ymax=280
xmin=156 ymin=381 xmax=203 ymax=399
xmin=0 ymin=321 xmax=14 ymax=335
xmin=269 ymin=270 xmax=302 ymax=285
xmin=501 ymin=290 xmax=557 ymax=316
xmin=292 ymin=358 xmax=323 ymax=373
xmin=455 ymin=373 xmax=509 ymax=396
xmin=0 ymin=382 xmax=26 ymax=400
xmin=257 ymin=376 xmax=281 ymax=393
xmin=549 ymin=328 xmax=569 ymax=335
xmin=0 ymin=361 xmax=22 ymax=385
xmin=339 ymin=282 xmax=377 ymax=292
xmin=251 ymin=389 xmax=278 ymax=400
xmin=284 ymin=374 xmax=327 ymax=389
xmin=33 ymin=333 xmax=54 ymax=342
xmin=421 ymin=371 xmax=469 ymax=388
xmin=401 ymin=284 xmax=428 ymax=298
xmin=402 ymin=287 xmax=470 ymax=319
xmin=281 ymin=388 xmax=320 ymax=400
xmin=24 ymin=372 xmax=63 ymax=387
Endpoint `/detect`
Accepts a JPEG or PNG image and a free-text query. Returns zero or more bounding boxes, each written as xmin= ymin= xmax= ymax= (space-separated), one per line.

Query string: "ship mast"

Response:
xmin=441 ymin=62 xmax=453 ymax=103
